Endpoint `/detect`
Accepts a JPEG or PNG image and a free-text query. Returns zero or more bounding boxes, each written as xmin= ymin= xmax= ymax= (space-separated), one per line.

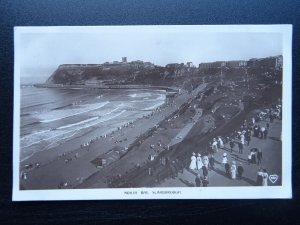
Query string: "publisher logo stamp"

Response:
xmin=269 ymin=174 xmax=279 ymax=184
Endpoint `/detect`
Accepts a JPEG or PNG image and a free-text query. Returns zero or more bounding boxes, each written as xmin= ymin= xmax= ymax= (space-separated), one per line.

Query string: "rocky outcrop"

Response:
xmin=45 ymin=62 xmax=201 ymax=88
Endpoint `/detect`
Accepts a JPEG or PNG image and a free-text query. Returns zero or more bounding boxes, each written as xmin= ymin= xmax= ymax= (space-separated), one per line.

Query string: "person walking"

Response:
xmin=245 ymin=132 xmax=251 ymax=146
xmin=238 ymin=142 xmax=243 ymax=154
xmin=260 ymin=126 xmax=265 ymax=139
xmin=222 ymin=153 xmax=228 ymax=165
xmin=253 ymin=125 xmax=259 ymax=137
xmin=240 ymin=134 xmax=245 ymax=145
xmin=195 ymin=174 xmax=201 ymax=187
xmin=270 ymin=114 xmax=274 ymax=123
xmin=209 ymin=155 xmax=215 ymax=170
xmin=203 ymin=155 xmax=209 ymax=169
xmin=196 ymin=153 xmax=203 ymax=170
xmin=229 ymin=140 xmax=235 ymax=153
xmin=263 ymin=128 xmax=268 ymax=139
xmin=202 ymin=165 xmax=208 ymax=177
xmin=256 ymin=168 xmax=263 ymax=186
xmin=262 ymin=169 xmax=269 ymax=186
xmin=212 ymin=138 xmax=218 ymax=153
xmin=251 ymin=151 xmax=257 ymax=164
xmin=230 ymin=161 xmax=237 ymax=180
xmin=218 ymin=137 xmax=224 ymax=149
xmin=237 ymin=163 xmax=244 ymax=179
xmin=225 ymin=162 xmax=230 ymax=177
xmin=257 ymin=149 xmax=262 ymax=165
xmin=189 ymin=152 xmax=197 ymax=170
xmin=248 ymin=152 xmax=252 ymax=165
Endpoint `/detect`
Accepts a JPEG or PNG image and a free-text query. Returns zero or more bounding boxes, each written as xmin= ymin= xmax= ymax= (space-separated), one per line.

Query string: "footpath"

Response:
xmin=157 ymin=118 xmax=282 ymax=187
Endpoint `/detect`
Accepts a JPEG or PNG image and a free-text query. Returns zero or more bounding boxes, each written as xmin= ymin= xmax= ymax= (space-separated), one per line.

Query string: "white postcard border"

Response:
xmin=13 ymin=25 xmax=292 ymax=200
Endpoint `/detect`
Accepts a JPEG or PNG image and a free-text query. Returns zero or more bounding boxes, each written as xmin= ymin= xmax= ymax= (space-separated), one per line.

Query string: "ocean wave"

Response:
xmin=128 ymin=93 xmax=152 ymax=98
xmin=38 ymin=101 xmax=109 ymax=123
xmin=142 ymin=101 xmax=165 ymax=110
xmin=130 ymin=100 xmax=149 ymax=103
xmin=21 ymin=129 xmax=50 ymax=142
xmin=56 ymin=116 xmax=99 ymax=130
xmin=98 ymin=110 xmax=126 ymax=123
xmin=21 ymin=108 xmax=126 ymax=149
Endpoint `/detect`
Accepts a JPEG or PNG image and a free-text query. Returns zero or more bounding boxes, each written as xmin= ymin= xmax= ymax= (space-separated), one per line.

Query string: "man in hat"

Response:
xmin=245 ymin=131 xmax=251 ymax=146
xmin=202 ymin=165 xmax=208 ymax=177
xmin=225 ymin=162 xmax=230 ymax=177
xmin=256 ymin=168 xmax=263 ymax=186
xmin=238 ymin=141 xmax=243 ymax=154
xmin=229 ymin=139 xmax=235 ymax=153
xmin=257 ymin=148 xmax=262 ymax=165
xmin=237 ymin=163 xmax=244 ymax=179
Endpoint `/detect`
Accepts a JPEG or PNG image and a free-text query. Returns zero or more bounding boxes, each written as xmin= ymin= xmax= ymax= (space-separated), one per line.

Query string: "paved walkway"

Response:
xmin=157 ymin=118 xmax=282 ymax=187
xmin=168 ymin=109 xmax=203 ymax=146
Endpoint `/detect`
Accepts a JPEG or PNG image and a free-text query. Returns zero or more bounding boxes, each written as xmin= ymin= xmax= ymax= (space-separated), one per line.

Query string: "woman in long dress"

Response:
xmin=240 ymin=134 xmax=245 ymax=145
xmin=203 ymin=155 xmax=209 ymax=169
xmin=222 ymin=153 xmax=228 ymax=165
xmin=189 ymin=152 xmax=197 ymax=170
xmin=218 ymin=137 xmax=224 ymax=149
xmin=196 ymin=153 xmax=203 ymax=170
xmin=212 ymin=138 xmax=218 ymax=153
xmin=230 ymin=161 xmax=237 ymax=179
xmin=262 ymin=169 xmax=268 ymax=186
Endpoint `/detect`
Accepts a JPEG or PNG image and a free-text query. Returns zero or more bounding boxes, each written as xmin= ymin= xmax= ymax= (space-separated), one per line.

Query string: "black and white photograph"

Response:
xmin=13 ymin=25 xmax=292 ymax=200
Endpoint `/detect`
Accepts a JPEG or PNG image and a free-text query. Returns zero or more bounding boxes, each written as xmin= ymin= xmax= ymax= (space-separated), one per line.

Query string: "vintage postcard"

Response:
xmin=13 ymin=25 xmax=292 ymax=200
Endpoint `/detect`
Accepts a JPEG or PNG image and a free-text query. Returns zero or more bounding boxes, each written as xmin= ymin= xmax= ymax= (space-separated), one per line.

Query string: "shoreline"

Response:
xmin=20 ymin=87 xmax=169 ymax=162
xmin=20 ymin=84 xmax=207 ymax=190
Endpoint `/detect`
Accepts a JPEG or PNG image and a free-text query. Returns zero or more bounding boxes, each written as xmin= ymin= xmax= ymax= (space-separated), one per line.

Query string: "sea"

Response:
xmin=20 ymin=86 xmax=166 ymax=161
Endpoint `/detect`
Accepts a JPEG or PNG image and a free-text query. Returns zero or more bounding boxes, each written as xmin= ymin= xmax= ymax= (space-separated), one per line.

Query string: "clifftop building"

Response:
xmin=199 ymin=56 xmax=282 ymax=70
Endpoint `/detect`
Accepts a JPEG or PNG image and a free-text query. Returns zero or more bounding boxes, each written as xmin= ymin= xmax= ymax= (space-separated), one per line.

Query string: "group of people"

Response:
xmin=195 ymin=174 xmax=209 ymax=187
xmin=248 ymin=148 xmax=263 ymax=165
xmin=189 ymin=153 xmax=215 ymax=170
xmin=189 ymin=152 xmax=216 ymax=187
xmin=256 ymin=168 xmax=269 ymax=186
xmin=224 ymin=160 xmax=244 ymax=180
xmin=189 ymin=103 xmax=281 ymax=187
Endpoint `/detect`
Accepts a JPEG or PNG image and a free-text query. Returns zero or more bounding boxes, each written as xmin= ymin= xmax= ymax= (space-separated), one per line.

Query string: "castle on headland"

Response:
xmin=43 ymin=55 xmax=282 ymax=88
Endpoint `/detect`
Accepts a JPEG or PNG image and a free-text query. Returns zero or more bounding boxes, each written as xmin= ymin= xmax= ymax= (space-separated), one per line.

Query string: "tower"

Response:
xmin=122 ymin=57 xmax=127 ymax=63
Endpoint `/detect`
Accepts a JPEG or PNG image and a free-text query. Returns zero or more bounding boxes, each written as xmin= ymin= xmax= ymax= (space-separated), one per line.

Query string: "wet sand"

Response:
xmin=20 ymin=84 xmax=207 ymax=190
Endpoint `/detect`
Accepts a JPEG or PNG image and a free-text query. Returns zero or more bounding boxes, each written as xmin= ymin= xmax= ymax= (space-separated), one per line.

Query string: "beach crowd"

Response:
xmin=189 ymin=103 xmax=281 ymax=187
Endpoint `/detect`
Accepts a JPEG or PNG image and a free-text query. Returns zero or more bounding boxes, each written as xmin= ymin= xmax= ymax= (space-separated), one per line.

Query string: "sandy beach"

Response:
xmin=20 ymin=84 xmax=207 ymax=189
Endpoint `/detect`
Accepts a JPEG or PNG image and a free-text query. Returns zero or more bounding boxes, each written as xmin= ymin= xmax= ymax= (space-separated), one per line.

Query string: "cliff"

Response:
xmin=45 ymin=62 xmax=200 ymax=89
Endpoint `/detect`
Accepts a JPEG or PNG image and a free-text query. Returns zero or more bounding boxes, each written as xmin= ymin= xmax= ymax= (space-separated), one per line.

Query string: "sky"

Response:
xmin=17 ymin=26 xmax=283 ymax=83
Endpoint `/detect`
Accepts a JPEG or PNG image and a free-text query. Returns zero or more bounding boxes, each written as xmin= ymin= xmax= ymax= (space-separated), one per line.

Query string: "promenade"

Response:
xmin=157 ymin=117 xmax=282 ymax=187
